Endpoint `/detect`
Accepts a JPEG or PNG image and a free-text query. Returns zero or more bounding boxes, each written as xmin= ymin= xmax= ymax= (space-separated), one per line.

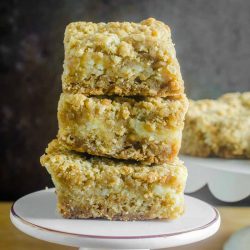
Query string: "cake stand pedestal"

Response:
xmin=182 ymin=155 xmax=250 ymax=250
xmin=10 ymin=189 xmax=220 ymax=250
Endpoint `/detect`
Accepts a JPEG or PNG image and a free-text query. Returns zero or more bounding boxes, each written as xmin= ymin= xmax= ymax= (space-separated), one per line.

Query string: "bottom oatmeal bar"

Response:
xmin=181 ymin=92 xmax=250 ymax=158
xmin=40 ymin=139 xmax=187 ymax=220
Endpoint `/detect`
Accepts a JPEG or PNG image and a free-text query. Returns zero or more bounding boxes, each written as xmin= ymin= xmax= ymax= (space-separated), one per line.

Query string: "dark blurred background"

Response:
xmin=1 ymin=0 xmax=249 ymax=202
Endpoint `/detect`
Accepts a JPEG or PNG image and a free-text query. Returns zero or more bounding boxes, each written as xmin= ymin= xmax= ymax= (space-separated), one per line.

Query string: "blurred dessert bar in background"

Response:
xmin=181 ymin=92 xmax=250 ymax=158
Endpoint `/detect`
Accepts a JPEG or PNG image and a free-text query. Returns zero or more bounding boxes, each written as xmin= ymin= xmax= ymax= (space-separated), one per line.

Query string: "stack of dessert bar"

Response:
xmin=41 ymin=18 xmax=188 ymax=220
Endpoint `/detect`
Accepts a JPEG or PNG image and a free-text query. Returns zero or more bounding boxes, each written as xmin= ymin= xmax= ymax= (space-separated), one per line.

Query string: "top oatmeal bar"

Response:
xmin=62 ymin=18 xmax=184 ymax=97
xmin=181 ymin=92 xmax=250 ymax=158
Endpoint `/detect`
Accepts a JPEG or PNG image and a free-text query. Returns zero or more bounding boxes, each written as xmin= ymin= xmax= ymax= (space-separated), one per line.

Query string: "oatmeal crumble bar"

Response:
xmin=57 ymin=93 xmax=188 ymax=164
xmin=62 ymin=18 xmax=184 ymax=97
xmin=181 ymin=92 xmax=250 ymax=158
xmin=40 ymin=139 xmax=187 ymax=220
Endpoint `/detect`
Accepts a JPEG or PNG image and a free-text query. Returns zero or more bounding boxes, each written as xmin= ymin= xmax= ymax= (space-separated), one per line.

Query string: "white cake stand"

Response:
xmin=10 ymin=189 xmax=220 ymax=250
xmin=182 ymin=155 xmax=250 ymax=202
xmin=181 ymin=155 xmax=250 ymax=250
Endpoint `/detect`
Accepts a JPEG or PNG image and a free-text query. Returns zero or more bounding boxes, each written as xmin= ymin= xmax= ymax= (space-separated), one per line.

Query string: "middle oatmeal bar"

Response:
xmin=62 ymin=18 xmax=184 ymax=97
xmin=57 ymin=93 xmax=188 ymax=164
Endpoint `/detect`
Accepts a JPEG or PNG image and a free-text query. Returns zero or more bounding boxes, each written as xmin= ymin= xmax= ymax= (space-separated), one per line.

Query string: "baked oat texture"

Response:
xmin=62 ymin=18 xmax=184 ymax=97
xmin=40 ymin=139 xmax=187 ymax=220
xmin=57 ymin=93 xmax=188 ymax=164
xmin=181 ymin=92 xmax=250 ymax=158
